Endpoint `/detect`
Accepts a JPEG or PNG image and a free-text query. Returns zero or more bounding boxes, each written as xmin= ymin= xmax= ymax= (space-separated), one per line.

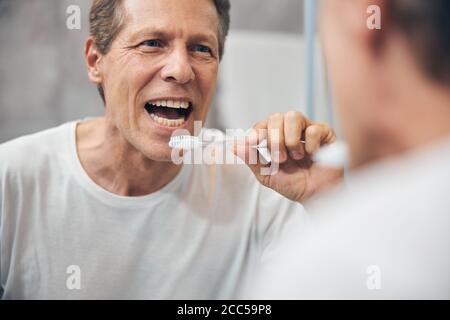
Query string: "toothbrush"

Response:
xmin=169 ymin=135 xmax=305 ymax=149
xmin=169 ymin=135 xmax=347 ymax=167
xmin=169 ymin=135 xmax=305 ymax=161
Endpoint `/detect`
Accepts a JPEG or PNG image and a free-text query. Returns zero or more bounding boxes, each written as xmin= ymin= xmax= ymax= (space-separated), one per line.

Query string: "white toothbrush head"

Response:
xmin=169 ymin=134 xmax=238 ymax=150
xmin=169 ymin=135 xmax=203 ymax=150
xmin=312 ymin=141 xmax=349 ymax=168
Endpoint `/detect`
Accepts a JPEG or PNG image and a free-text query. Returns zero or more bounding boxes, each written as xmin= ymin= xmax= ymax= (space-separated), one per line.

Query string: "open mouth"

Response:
xmin=145 ymin=99 xmax=193 ymax=127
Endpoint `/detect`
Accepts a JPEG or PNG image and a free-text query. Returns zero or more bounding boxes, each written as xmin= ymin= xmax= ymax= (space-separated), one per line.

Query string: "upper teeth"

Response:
xmin=148 ymin=100 xmax=189 ymax=109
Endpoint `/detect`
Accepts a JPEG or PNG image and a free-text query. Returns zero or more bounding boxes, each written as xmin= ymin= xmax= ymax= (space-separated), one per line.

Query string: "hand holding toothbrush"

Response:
xmin=232 ymin=111 xmax=344 ymax=203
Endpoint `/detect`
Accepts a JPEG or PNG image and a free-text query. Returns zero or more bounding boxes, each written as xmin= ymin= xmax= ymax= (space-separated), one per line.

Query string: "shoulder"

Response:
xmin=0 ymin=122 xmax=74 ymax=178
xmin=296 ymin=153 xmax=450 ymax=271
xmin=307 ymin=150 xmax=450 ymax=230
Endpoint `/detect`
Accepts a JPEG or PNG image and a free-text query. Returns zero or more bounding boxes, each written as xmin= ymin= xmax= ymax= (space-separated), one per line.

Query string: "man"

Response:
xmin=0 ymin=0 xmax=340 ymax=299
xmin=237 ymin=0 xmax=450 ymax=299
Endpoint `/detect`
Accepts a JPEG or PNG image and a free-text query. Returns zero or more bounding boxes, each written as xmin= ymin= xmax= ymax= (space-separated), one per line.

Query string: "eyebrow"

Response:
xmin=127 ymin=27 xmax=218 ymax=46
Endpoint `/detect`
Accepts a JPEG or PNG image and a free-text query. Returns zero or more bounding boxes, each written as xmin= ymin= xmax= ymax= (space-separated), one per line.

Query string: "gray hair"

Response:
xmin=89 ymin=0 xmax=231 ymax=103
xmin=89 ymin=0 xmax=231 ymax=59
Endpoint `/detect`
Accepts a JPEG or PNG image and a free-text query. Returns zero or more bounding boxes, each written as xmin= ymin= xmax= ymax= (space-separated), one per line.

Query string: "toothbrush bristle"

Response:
xmin=169 ymin=136 xmax=201 ymax=150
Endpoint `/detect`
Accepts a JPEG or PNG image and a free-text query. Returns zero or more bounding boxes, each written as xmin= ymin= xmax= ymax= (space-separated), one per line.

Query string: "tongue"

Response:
xmin=152 ymin=106 xmax=182 ymax=120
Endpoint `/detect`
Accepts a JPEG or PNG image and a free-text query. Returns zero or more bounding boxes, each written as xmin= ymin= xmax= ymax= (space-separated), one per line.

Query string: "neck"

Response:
xmin=363 ymin=82 xmax=450 ymax=168
xmin=76 ymin=117 xmax=182 ymax=197
xmin=385 ymin=40 xmax=450 ymax=156
xmin=353 ymin=36 xmax=450 ymax=168
xmin=393 ymin=87 xmax=450 ymax=153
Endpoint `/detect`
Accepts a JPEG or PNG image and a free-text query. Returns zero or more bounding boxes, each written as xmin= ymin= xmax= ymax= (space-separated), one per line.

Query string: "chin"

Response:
xmin=141 ymin=144 xmax=176 ymax=162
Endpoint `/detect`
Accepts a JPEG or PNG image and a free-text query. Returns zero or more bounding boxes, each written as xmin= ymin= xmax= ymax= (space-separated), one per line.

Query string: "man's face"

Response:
xmin=99 ymin=0 xmax=220 ymax=161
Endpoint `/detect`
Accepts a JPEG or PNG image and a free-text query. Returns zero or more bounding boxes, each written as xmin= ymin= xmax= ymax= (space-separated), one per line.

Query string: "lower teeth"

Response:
xmin=150 ymin=113 xmax=185 ymax=127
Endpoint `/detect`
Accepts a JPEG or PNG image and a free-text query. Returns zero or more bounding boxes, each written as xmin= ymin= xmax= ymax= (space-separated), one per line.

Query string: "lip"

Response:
xmin=145 ymin=96 xmax=192 ymax=104
xmin=144 ymin=104 xmax=194 ymax=133
xmin=143 ymin=95 xmax=195 ymax=134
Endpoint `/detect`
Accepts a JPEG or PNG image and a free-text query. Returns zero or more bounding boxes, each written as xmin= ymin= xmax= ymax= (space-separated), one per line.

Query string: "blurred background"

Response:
xmin=0 ymin=0 xmax=335 ymax=144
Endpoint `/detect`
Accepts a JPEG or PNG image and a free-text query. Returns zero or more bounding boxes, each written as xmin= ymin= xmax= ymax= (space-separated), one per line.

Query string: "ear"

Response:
xmin=349 ymin=0 xmax=389 ymax=55
xmin=85 ymin=37 xmax=103 ymax=85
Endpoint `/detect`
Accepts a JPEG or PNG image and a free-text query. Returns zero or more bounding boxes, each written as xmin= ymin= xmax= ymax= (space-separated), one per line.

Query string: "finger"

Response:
xmin=232 ymin=137 xmax=271 ymax=179
xmin=283 ymin=111 xmax=308 ymax=160
xmin=305 ymin=123 xmax=337 ymax=155
xmin=248 ymin=120 xmax=267 ymax=146
xmin=267 ymin=113 xmax=287 ymax=163
xmin=232 ymin=120 xmax=268 ymax=169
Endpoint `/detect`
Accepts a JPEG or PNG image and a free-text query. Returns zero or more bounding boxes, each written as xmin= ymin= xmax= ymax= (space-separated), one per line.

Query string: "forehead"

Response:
xmin=120 ymin=0 xmax=219 ymax=41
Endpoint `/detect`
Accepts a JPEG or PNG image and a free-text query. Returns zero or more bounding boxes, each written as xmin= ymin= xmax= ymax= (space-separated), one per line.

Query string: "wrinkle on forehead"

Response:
xmin=120 ymin=0 xmax=219 ymax=44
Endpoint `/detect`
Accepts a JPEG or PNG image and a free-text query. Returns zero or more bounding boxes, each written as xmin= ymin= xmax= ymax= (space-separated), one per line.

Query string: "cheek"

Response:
xmin=322 ymin=35 xmax=364 ymax=147
xmin=104 ymin=60 xmax=155 ymax=118
xmin=194 ymin=64 xmax=218 ymax=118
xmin=200 ymin=65 xmax=218 ymax=100
xmin=323 ymin=30 xmax=366 ymax=125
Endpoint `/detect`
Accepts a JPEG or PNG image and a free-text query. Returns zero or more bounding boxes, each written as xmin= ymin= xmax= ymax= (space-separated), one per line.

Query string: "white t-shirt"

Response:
xmin=248 ymin=136 xmax=450 ymax=299
xmin=0 ymin=121 xmax=308 ymax=299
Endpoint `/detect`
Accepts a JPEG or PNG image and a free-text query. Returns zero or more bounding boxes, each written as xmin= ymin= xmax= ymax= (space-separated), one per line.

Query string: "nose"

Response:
xmin=160 ymin=47 xmax=195 ymax=84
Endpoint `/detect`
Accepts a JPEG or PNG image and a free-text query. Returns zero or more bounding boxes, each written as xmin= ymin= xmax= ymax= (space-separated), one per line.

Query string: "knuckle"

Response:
xmin=270 ymin=112 xmax=284 ymax=121
xmin=318 ymin=122 xmax=333 ymax=132
xmin=253 ymin=121 xmax=266 ymax=129
xmin=285 ymin=111 xmax=297 ymax=119
xmin=307 ymin=125 xmax=322 ymax=138
xmin=286 ymin=111 xmax=304 ymax=121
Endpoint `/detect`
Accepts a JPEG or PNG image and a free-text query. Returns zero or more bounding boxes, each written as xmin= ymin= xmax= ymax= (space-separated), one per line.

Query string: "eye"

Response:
xmin=140 ymin=39 xmax=163 ymax=48
xmin=192 ymin=44 xmax=212 ymax=54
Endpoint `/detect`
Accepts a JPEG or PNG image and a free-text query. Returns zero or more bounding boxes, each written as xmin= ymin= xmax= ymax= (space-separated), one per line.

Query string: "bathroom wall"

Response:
xmin=0 ymin=0 xmax=316 ymax=143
